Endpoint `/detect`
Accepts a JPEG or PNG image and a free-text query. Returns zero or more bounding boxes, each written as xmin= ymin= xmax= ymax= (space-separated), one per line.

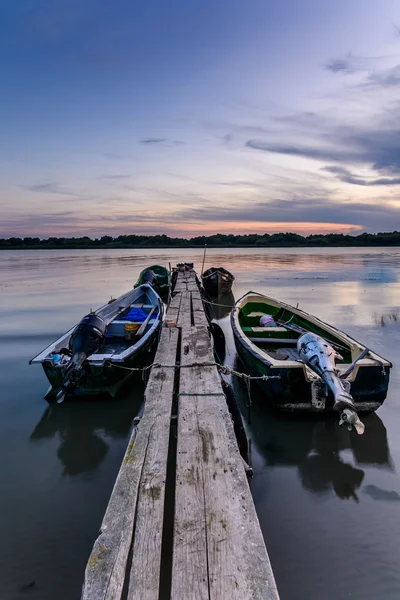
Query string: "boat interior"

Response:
xmin=31 ymin=286 xmax=161 ymax=365
xmin=238 ymin=297 xmax=353 ymax=364
xmin=94 ymin=299 xmax=160 ymax=357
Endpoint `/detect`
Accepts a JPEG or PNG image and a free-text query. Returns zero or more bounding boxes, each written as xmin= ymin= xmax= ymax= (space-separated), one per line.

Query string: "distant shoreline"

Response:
xmin=1 ymin=231 xmax=399 ymax=249
xmin=1 ymin=243 xmax=400 ymax=250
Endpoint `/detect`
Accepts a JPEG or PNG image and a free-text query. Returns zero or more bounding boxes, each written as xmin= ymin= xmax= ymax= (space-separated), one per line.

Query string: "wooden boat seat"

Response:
xmin=267 ymin=348 xmax=300 ymax=360
xmin=250 ymin=326 xmax=288 ymax=333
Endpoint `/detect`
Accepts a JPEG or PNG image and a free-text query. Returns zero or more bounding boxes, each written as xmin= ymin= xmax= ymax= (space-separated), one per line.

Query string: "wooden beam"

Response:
xmin=81 ymin=327 xmax=178 ymax=600
xmin=177 ymin=291 xmax=192 ymax=327
xmin=127 ymin=327 xmax=179 ymax=600
xmin=172 ymin=324 xmax=279 ymax=600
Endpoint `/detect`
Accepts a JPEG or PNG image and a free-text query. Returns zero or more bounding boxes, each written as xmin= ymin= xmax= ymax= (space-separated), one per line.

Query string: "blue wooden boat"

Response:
xmin=30 ymin=284 xmax=163 ymax=401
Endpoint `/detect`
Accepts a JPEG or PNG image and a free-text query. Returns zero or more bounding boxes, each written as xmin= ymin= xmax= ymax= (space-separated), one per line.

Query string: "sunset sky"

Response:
xmin=1 ymin=0 xmax=400 ymax=238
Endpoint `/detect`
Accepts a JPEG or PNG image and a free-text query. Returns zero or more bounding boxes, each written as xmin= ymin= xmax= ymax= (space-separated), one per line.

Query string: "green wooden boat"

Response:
xmin=231 ymin=292 xmax=392 ymax=412
xmin=30 ymin=284 xmax=163 ymax=401
xmin=134 ymin=264 xmax=170 ymax=300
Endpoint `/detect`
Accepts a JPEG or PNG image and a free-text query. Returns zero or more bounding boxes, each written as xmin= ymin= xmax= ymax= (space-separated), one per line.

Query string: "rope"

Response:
xmin=108 ymin=360 xmax=281 ymax=382
xmin=201 ymin=297 xmax=236 ymax=309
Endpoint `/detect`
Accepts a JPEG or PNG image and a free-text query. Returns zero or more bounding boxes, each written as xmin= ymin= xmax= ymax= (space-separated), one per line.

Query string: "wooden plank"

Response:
xmin=173 ymin=323 xmax=279 ymax=600
xmin=187 ymin=393 xmax=279 ymax=599
xmin=171 ymin=391 xmax=209 ymax=600
xmin=127 ymin=327 xmax=179 ymax=600
xmin=171 ymin=324 xmax=218 ymax=600
xmin=167 ymin=293 xmax=182 ymax=323
xmin=81 ymin=327 xmax=178 ymax=600
xmin=177 ymin=291 xmax=192 ymax=327
xmin=191 ymin=296 xmax=209 ymax=328
xmin=169 ymin=294 xmax=182 ymax=310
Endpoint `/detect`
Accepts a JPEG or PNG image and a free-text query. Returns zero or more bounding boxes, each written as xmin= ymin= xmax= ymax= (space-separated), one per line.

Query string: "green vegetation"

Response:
xmin=1 ymin=231 xmax=400 ymax=249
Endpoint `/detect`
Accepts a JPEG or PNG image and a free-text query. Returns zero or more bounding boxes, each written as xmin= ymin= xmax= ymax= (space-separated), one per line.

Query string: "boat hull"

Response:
xmin=42 ymin=328 xmax=159 ymax=401
xmin=31 ymin=283 xmax=164 ymax=402
xmin=231 ymin=296 xmax=391 ymax=413
xmin=202 ymin=267 xmax=234 ymax=296
xmin=134 ymin=265 xmax=170 ymax=300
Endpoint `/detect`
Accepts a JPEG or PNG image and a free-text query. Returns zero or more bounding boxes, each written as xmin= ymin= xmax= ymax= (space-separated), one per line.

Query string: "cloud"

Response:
xmin=365 ymin=64 xmax=400 ymax=89
xmin=245 ymin=105 xmax=400 ymax=176
xmin=245 ymin=140 xmax=357 ymax=163
xmin=323 ymin=165 xmax=400 ymax=186
xmin=273 ymin=112 xmax=328 ymax=129
xmin=97 ymin=174 xmax=131 ymax=180
xmin=140 ymin=138 xmax=166 ymax=145
xmin=324 ymin=53 xmax=383 ymax=75
xmin=173 ymin=195 xmax=398 ymax=232
xmin=23 ymin=182 xmax=81 ymax=196
xmin=325 ymin=57 xmax=357 ymax=74
xmin=139 ymin=138 xmax=184 ymax=146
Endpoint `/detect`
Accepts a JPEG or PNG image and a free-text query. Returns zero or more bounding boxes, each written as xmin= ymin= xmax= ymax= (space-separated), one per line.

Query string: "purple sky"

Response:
xmin=1 ymin=0 xmax=400 ymax=237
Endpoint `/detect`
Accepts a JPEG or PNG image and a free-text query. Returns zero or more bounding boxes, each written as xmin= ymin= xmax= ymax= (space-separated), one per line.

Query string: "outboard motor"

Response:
xmin=56 ymin=314 xmax=106 ymax=402
xmin=297 ymin=332 xmax=365 ymax=435
xmin=142 ymin=269 xmax=158 ymax=287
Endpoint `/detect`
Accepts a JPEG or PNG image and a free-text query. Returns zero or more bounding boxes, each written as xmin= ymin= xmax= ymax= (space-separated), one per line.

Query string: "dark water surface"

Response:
xmin=0 ymin=248 xmax=399 ymax=600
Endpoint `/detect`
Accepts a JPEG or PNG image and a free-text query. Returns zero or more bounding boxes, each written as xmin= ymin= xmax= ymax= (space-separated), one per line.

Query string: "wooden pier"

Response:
xmin=81 ymin=268 xmax=279 ymax=600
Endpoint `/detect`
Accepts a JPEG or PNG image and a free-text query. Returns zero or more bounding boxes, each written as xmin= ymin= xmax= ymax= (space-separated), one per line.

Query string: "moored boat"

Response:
xmin=202 ymin=267 xmax=235 ymax=296
xmin=231 ymin=292 xmax=392 ymax=415
xmin=30 ymin=284 xmax=163 ymax=401
xmin=134 ymin=264 xmax=170 ymax=300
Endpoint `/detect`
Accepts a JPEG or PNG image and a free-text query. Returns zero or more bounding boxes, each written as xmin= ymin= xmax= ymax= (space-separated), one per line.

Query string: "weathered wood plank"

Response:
xmin=173 ymin=323 xmax=279 ymax=600
xmin=169 ymin=294 xmax=182 ymax=310
xmin=81 ymin=327 xmax=178 ymax=600
xmin=191 ymin=296 xmax=209 ymax=327
xmin=177 ymin=291 xmax=192 ymax=327
xmin=127 ymin=327 xmax=179 ymax=600
xmin=196 ymin=395 xmax=279 ymax=599
xmin=171 ymin=324 xmax=218 ymax=600
xmin=167 ymin=293 xmax=182 ymax=323
xmin=171 ymin=392 xmax=209 ymax=600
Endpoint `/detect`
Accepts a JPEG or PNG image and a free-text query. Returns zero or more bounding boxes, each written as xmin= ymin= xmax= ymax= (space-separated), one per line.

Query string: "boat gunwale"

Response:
xmin=134 ymin=264 xmax=170 ymax=288
xmin=202 ymin=266 xmax=235 ymax=281
xmin=30 ymin=284 xmax=163 ymax=366
xmin=231 ymin=292 xmax=392 ymax=380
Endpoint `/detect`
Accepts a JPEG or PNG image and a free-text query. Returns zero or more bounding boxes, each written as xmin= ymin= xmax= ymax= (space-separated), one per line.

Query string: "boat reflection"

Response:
xmin=204 ymin=291 xmax=235 ymax=321
xmin=232 ymin=371 xmax=392 ymax=501
xmin=30 ymin=383 xmax=144 ymax=475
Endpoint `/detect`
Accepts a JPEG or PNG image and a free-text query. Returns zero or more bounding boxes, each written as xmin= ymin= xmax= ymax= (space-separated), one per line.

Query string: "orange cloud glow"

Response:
xmin=171 ymin=221 xmax=364 ymax=237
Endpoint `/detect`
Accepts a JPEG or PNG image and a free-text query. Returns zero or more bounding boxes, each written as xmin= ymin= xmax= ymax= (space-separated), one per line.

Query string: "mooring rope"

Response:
xmin=109 ymin=359 xmax=281 ymax=383
xmin=201 ymin=297 xmax=236 ymax=309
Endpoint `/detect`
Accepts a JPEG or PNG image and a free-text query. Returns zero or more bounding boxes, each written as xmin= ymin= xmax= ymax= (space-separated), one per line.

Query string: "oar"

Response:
xmin=135 ymin=306 xmax=156 ymax=338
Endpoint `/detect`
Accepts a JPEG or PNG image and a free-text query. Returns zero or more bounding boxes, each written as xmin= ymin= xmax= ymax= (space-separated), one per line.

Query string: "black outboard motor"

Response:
xmin=142 ymin=269 xmax=158 ymax=287
xmin=56 ymin=314 xmax=106 ymax=402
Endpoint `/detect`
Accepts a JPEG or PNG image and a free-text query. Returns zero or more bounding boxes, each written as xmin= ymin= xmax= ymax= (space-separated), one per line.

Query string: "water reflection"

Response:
xmin=30 ymin=385 xmax=144 ymax=476
xmin=204 ymin=291 xmax=235 ymax=320
xmin=231 ymin=374 xmax=392 ymax=501
xmin=260 ymin=410 xmax=391 ymax=501
xmin=373 ymin=311 xmax=399 ymax=326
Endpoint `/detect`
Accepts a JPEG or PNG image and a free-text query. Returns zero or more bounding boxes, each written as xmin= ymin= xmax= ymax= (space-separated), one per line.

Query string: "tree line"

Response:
xmin=1 ymin=231 xmax=400 ymax=249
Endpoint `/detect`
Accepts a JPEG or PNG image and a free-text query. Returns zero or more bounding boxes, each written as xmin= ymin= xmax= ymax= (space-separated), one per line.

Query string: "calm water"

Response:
xmin=0 ymin=248 xmax=399 ymax=600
